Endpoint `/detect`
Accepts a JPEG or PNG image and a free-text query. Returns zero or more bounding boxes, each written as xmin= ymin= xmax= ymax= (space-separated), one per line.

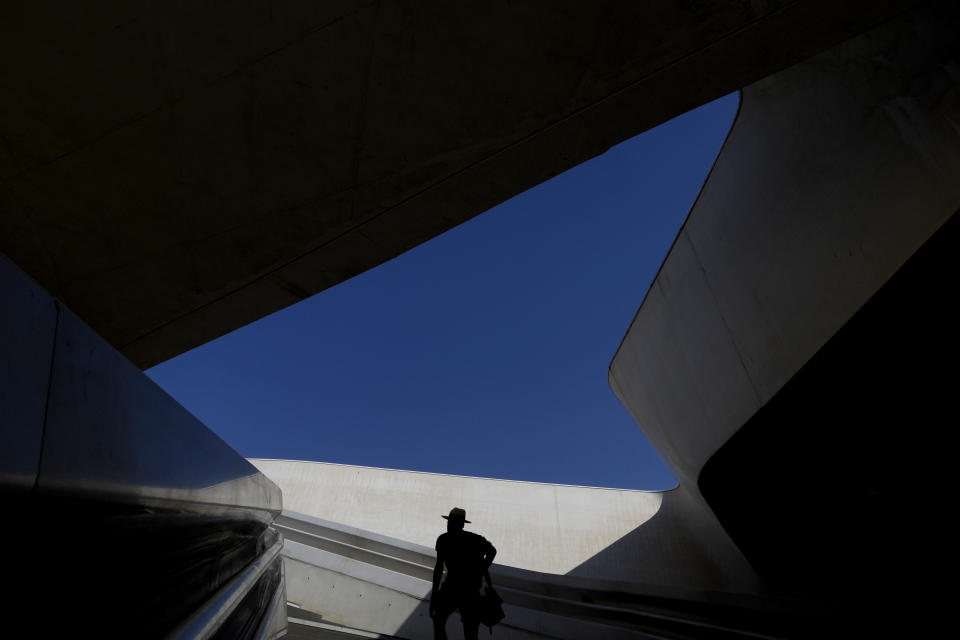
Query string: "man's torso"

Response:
xmin=436 ymin=530 xmax=490 ymax=591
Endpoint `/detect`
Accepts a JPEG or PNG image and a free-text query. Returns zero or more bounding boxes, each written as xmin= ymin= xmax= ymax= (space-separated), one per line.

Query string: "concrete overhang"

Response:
xmin=0 ymin=1 xmax=913 ymax=368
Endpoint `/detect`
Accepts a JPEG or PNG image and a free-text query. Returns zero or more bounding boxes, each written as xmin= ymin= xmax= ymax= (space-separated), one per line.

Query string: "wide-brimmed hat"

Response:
xmin=442 ymin=507 xmax=470 ymax=523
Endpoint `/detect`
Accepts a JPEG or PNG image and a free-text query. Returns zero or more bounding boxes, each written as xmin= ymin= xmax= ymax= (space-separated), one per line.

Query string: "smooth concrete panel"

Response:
xmin=251 ymin=459 xmax=760 ymax=592
xmin=252 ymin=459 xmax=658 ymax=576
xmin=37 ymin=305 xmax=282 ymax=517
xmin=3 ymin=251 xmax=288 ymax=636
xmin=683 ymin=12 xmax=960 ymax=407
xmin=606 ymin=234 xmax=761 ymax=486
xmin=0 ymin=252 xmax=57 ymax=490
xmin=609 ymin=5 xmax=960 ymax=482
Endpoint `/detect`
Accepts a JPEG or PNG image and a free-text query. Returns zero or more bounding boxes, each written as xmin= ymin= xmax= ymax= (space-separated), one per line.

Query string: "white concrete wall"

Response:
xmin=608 ymin=12 xmax=960 ymax=487
xmin=251 ymin=459 xmax=760 ymax=592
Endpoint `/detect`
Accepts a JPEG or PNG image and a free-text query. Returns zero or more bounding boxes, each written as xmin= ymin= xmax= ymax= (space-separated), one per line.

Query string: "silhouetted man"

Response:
xmin=430 ymin=507 xmax=496 ymax=640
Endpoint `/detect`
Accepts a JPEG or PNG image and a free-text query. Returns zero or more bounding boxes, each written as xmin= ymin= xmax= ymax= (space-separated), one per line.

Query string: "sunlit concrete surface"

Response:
xmin=251 ymin=458 xmax=759 ymax=592
xmin=0 ymin=1 xmax=912 ymax=368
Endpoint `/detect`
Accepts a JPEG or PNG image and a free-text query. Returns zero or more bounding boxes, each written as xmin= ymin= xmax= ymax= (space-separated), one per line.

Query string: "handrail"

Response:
xmin=168 ymin=535 xmax=285 ymax=640
xmin=252 ymin=562 xmax=289 ymax=640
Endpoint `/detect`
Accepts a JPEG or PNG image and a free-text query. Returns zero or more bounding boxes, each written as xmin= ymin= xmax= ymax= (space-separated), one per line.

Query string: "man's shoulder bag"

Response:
xmin=479 ymin=570 xmax=505 ymax=633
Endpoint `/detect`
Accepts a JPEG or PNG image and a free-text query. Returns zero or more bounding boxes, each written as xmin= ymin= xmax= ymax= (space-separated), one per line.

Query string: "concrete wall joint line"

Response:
xmin=9 ymin=0 xmax=383 ymax=182
xmin=349 ymin=0 xmax=383 ymax=212
xmin=607 ymin=91 xmax=744 ymax=381
xmin=285 ymin=554 xmax=428 ymax=603
xmin=31 ymin=299 xmax=61 ymax=492
xmin=551 ymin=485 xmax=563 ymax=561
xmin=682 ymin=228 xmax=763 ymax=408
xmin=280 ymin=525 xmax=431 ymax=578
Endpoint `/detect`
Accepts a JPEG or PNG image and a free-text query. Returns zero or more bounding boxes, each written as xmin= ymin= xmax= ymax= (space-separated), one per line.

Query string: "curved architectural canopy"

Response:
xmin=0 ymin=1 xmax=911 ymax=368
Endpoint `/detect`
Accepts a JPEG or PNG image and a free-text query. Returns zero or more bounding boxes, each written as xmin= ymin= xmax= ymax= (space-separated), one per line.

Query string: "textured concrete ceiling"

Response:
xmin=0 ymin=1 xmax=910 ymax=368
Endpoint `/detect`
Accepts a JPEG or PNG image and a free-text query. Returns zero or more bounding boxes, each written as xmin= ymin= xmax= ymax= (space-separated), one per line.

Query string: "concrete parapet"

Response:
xmin=1 ymin=252 xmax=287 ymax=639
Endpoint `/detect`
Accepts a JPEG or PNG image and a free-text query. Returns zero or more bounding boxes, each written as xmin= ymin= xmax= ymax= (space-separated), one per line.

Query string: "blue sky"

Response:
xmin=146 ymin=93 xmax=738 ymax=490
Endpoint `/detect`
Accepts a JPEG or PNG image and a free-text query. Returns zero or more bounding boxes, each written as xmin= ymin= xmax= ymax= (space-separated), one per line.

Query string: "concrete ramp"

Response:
xmin=286 ymin=612 xmax=407 ymax=640
xmin=277 ymin=510 xmax=825 ymax=640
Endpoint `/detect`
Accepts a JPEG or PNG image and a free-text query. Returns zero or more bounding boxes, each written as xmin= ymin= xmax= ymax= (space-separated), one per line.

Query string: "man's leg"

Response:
xmin=461 ymin=617 xmax=480 ymax=640
xmin=433 ymin=612 xmax=450 ymax=640
xmin=432 ymin=592 xmax=454 ymax=640
xmin=460 ymin=593 xmax=481 ymax=640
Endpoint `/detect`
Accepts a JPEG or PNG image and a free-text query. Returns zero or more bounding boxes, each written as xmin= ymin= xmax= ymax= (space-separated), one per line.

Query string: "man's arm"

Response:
xmin=481 ymin=540 xmax=497 ymax=588
xmin=483 ymin=540 xmax=496 ymax=570
xmin=430 ymin=552 xmax=444 ymax=618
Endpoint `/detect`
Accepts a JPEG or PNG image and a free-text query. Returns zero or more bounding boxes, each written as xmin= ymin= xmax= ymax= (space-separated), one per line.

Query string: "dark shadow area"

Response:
xmin=699 ymin=210 xmax=958 ymax=627
xmin=562 ymin=505 xmax=828 ymax=639
xmin=564 ymin=496 xmax=677 ymax=582
xmin=392 ymin=600 xmax=437 ymax=640
xmin=3 ymin=491 xmax=275 ymax=639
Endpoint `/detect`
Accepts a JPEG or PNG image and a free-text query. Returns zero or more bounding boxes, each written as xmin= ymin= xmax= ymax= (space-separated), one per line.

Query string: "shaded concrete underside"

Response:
xmin=0 ymin=0 xmax=912 ymax=368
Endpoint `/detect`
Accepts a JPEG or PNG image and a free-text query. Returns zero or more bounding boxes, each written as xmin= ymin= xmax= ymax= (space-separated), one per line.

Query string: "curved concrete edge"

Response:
xmin=250 ymin=458 xmax=663 ymax=576
xmin=607 ymin=4 xmax=960 ymax=487
xmin=1 ymin=3 xmax=911 ymax=369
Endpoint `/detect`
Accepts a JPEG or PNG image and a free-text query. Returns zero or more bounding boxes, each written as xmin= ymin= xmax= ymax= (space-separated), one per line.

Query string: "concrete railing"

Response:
xmin=1 ymin=252 xmax=287 ymax=639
